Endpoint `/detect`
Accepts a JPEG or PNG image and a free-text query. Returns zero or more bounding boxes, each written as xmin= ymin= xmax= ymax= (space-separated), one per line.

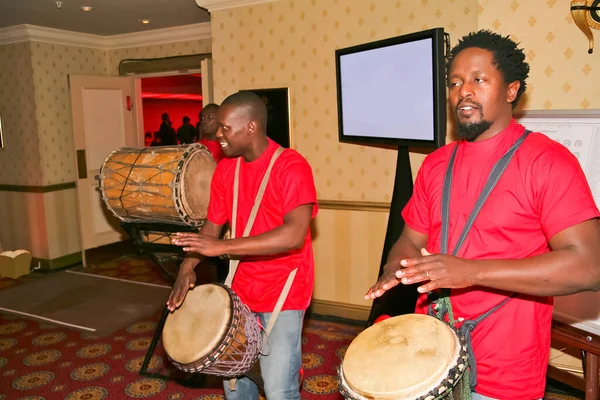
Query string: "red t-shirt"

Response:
xmin=402 ymin=119 xmax=599 ymax=399
xmin=198 ymin=138 xmax=225 ymax=163
xmin=207 ymin=139 xmax=318 ymax=312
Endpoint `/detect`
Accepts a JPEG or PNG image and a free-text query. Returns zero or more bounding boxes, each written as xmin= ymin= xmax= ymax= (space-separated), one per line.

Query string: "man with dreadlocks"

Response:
xmin=366 ymin=30 xmax=600 ymax=399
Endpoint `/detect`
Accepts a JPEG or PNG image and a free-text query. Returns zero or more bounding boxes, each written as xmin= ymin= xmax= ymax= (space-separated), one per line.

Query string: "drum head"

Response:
xmin=342 ymin=314 xmax=460 ymax=399
xmin=179 ymin=147 xmax=216 ymax=221
xmin=162 ymin=284 xmax=231 ymax=364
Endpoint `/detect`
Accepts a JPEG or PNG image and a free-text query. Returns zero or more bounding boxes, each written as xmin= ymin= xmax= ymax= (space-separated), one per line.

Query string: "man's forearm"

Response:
xmin=181 ymin=253 xmax=203 ymax=270
xmin=223 ymin=224 xmax=305 ymax=256
xmin=475 ymin=247 xmax=600 ymax=296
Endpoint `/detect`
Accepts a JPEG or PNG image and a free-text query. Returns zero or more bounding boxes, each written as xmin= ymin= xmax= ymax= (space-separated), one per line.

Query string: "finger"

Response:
xmin=176 ymin=232 xmax=200 ymax=238
xmin=172 ymin=238 xmax=197 ymax=246
xmin=400 ymin=272 xmax=428 ymax=285
xmin=400 ymin=257 xmax=424 ymax=268
xmin=365 ymin=278 xmax=399 ymax=299
xmin=421 ymin=248 xmax=431 ymax=256
xmin=417 ymin=281 xmax=437 ymax=293
xmin=395 ymin=266 xmax=424 ymax=279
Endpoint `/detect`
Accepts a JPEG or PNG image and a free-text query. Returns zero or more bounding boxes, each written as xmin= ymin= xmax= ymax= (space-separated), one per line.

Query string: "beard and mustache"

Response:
xmin=455 ymin=102 xmax=492 ymax=142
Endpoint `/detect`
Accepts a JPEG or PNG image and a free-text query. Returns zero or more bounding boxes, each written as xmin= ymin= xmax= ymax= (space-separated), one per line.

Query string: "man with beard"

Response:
xmin=168 ymin=90 xmax=318 ymax=400
xmin=365 ymin=30 xmax=600 ymax=399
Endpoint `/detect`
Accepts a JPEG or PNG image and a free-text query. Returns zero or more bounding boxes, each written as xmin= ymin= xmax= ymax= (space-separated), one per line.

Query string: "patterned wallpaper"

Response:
xmin=30 ymin=42 xmax=108 ymax=185
xmin=0 ymin=42 xmax=42 ymax=186
xmin=107 ymin=39 xmax=212 ymax=76
xmin=478 ymin=0 xmax=598 ymax=111
xmin=211 ymin=0 xmax=479 ymax=203
xmin=210 ymin=0 xmax=600 ymax=203
xmin=0 ymin=39 xmax=212 ymax=187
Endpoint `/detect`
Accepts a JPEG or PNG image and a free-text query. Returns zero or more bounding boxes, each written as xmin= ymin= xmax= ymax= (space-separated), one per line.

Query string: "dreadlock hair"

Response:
xmin=446 ymin=30 xmax=530 ymax=109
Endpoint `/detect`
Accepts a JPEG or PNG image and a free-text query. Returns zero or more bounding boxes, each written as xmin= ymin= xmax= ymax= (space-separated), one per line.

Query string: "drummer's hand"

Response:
xmin=398 ymin=248 xmax=478 ymax=293
xmin=172 ymin=233 xmax=226 ymax=257
xmin=167 ymin=265 xmax=196 ymax=311
xmin=364 ymin=259 xmax=404 ymax=299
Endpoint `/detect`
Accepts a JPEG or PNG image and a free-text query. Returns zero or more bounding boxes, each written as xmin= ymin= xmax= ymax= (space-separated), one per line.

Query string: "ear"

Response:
xmin=247 ymin=120 xmax=258 ymax=137
xmin=506 ymin=80 xmax=520 ymax=103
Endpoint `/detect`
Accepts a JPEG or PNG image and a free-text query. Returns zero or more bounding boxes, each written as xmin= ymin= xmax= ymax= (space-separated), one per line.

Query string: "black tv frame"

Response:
xmin=335 ymin=27 xmax=447 ymax=149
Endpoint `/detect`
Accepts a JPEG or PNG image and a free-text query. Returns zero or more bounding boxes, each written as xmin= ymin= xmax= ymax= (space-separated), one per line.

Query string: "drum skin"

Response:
xmin=340 ymin=314 xmax=467 ymax=400
xmin=163 ymin=284 xmax=232 ymax=365
xmin=162 ymin=284 xmax=262 ymax=377
xmin=100 ymin=144 xmax=216 ymax=226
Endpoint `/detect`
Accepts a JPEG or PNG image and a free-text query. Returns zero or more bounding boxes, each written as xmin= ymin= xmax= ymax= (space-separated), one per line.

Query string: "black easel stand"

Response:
xmin=367 ymin=146 xmax=421 ymax=325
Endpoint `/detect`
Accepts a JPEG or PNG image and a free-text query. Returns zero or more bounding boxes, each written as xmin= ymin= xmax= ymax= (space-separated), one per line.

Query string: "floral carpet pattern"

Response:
xmin=0 ymin=255 xmax=584 ymax=399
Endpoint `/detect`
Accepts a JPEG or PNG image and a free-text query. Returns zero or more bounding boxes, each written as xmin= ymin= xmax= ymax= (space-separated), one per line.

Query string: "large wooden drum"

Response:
xmin=100 ymin=144 xmax=216 ymax=226
xmin=339 ymin=314 xmax=469 ymax=400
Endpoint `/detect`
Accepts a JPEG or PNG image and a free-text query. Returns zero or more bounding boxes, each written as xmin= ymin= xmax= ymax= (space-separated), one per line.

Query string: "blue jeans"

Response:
xmin=223 ymin=310 xmax=304 ymax=400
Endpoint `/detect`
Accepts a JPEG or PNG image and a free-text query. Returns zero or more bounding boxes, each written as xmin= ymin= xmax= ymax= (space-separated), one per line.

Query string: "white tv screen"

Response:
xmin=335 ymin=29 xmax=446 ymax=148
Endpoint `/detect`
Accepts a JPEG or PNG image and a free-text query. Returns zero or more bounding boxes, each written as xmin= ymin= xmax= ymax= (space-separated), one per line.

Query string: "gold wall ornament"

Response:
xmin=571 ymin=0 xmax=600 ymax=54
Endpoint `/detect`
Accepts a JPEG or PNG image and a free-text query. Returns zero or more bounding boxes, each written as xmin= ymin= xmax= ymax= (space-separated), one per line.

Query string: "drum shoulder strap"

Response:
xmin=225 ymin=146 xmax=285 ymax=286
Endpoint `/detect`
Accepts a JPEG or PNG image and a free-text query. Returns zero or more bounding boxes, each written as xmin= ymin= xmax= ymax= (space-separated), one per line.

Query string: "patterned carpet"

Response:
xmin=0 ymin=254 xmax=585 ymax=399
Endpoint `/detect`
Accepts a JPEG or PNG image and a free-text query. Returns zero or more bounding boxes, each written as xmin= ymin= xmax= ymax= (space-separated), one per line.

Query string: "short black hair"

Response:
xmin=183 ymin=116 xmax=190 ymax=123
xmin=446 ymin=30 xmax=530 ymax=108
xmin=201 ymin=103 xmax=219 ymax=113
xmin=221 ymin=91 xmax=267 ymax=129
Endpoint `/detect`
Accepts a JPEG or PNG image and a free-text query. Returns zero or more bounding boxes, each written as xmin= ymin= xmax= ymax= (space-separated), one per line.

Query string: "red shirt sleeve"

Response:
xmin=401 ymin=155 xmax=434 ymax=234
xmin=533 ymin=141 xmax=600 ymax=239
xmin=206 ymin=161 xmax=229 ymax=225
xmin=275 ymin=152 xmax=318 ymax=218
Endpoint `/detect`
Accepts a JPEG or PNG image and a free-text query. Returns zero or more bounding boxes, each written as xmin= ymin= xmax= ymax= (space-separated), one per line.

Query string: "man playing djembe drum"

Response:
xmin=366 ymin=30 xmax=600 ymax=399
xmin=168 ymin=90 xmax=318 ymax=400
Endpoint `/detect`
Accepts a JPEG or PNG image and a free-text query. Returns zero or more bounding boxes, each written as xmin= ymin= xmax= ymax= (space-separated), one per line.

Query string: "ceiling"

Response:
xmin=0 ymin=0 xmax=211 ymax=36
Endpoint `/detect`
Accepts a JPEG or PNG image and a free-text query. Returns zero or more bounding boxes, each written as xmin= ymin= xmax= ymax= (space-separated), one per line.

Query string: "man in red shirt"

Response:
xmin=168 ymin=90 xmax=318 ymax=400
xmin=197 ymin=103 xmax=226 ymax=163
xmin=366 ymin=30 xmax=600 ymax=399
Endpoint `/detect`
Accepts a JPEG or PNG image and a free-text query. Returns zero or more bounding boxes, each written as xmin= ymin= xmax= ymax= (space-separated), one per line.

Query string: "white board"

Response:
xmin=516 ymin=110 xmax=600 ymax=336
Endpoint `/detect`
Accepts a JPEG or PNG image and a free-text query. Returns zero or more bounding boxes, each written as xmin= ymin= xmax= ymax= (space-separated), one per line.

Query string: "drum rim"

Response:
xmin=99 ymin=147 xmax=123 ymax=223
xmin=340 ymin=314 xmax=469 ymax=399
xmin=173 ymin=143 xmax=214 ymax=226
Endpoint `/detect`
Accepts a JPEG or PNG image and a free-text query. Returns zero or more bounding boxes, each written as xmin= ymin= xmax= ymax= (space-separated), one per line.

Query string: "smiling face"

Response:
xmin=448 ymin=47 xmax=520 ymax=142
xmin=215 ymin=104 xmax=253 ymax=158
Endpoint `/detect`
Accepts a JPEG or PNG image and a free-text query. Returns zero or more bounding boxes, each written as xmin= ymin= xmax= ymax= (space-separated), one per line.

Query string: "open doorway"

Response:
xmin=140 ymin=74 xmax=204 ymax=147
xmin=138 ymin=74 xmax=292 ymax=149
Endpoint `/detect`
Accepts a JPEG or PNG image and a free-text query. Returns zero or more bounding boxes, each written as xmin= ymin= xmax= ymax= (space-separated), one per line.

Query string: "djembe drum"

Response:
xmin=99 ymin=144 xmax=216 ymax=226
xmin=339 ymin=314 xmax=469 ymax=400
xmin=162 ymin=284 xmax=263 ymax=377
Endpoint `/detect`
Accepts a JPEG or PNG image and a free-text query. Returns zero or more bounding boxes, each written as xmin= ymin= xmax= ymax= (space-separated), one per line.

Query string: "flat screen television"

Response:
xmin=335 ymin=28 xmax=447 ymax=149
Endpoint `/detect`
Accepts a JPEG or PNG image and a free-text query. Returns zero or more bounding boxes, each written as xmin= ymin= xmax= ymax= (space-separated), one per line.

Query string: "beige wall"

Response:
xmin=211 ymin=0 xmax=478 ymax=203
xmin=0 ymin=42 xmax=42 ymax=186
xmin=30 ymin=42 xmax=108 ymax=186
xmin=0 ymin=189 xmax=80 ymax=260
xmin=478 ymin=0 xmax=599 ymax=110
xmin=312 ymin=208 xmax=389 ymax=309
